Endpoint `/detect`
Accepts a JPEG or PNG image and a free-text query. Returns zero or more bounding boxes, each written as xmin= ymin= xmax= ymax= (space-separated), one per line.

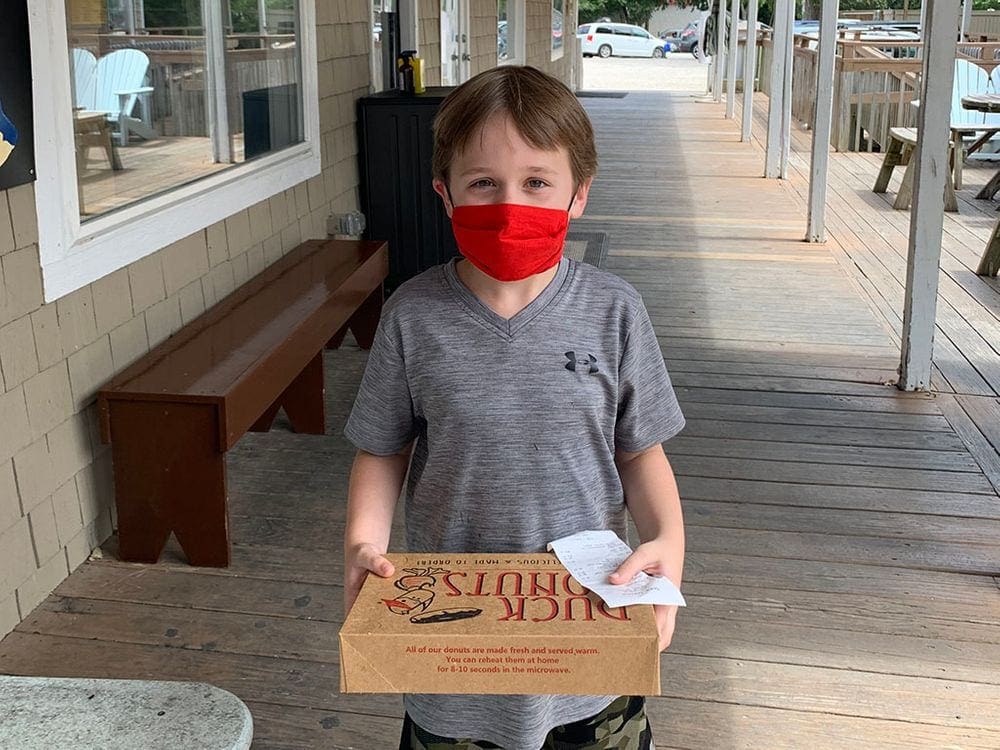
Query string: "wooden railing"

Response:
xmin=68 ymin=32 xmax=299 ymax=138
xmin=759 ymin=33 xmax=1000 ymax=152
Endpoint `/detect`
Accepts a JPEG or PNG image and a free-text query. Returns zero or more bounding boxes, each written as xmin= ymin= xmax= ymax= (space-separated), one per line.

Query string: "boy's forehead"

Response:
xmin=455 ymin=115 xmax=570 ymax=169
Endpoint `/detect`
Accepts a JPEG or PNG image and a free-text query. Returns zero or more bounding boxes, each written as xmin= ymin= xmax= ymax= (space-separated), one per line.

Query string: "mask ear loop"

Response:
xmin=566 ymin=184 xmax=578 ymax=213
xmin=445 ymin=183 xmax=456 ymax=211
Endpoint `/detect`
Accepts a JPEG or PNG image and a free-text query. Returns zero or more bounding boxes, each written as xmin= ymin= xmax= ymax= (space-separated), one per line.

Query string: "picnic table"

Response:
xmin=962 ymin=94 xmax=1000 ymax=200
xmin=963 ymin=95 xmax=1000 ymax=276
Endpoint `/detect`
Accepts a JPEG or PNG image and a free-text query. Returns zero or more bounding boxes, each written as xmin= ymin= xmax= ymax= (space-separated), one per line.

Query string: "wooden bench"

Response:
xmin=872 ymin=127 xmax=958 ymax=213
xmin=97 ymin=239 xmax=388 ymax=567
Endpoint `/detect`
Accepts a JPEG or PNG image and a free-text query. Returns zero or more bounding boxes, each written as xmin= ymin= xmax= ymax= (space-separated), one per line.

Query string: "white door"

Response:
xmin=441 ymin=0 xmax=471 ymax=85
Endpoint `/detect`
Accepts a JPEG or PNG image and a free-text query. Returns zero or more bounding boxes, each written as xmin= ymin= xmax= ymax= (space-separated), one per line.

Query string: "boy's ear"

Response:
xmin=432 ymin=179 xmax=453 ymax=217
xmin=569 ymin=177 xmax=594 ymax=220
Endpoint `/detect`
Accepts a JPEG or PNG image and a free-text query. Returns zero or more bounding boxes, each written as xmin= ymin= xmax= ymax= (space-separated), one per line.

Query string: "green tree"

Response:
xmin=578 ymin=0 xmax=670 ymax=29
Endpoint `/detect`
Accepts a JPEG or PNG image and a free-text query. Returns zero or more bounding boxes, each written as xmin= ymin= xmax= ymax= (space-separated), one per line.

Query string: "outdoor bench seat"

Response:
xmin=872 ymin=127 xmax=958 ymax=213
xmin=97 ymin=239 xmax=388 ymax=567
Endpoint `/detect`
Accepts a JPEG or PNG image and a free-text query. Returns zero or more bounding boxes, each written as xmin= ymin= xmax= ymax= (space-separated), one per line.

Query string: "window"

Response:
xmin=28 ymin=0 xmax=320 ymax=301
xmin=498 ymin=0 xmax=525 ymax=65
xmin=551 ymin=0 xmax=564 ymax=60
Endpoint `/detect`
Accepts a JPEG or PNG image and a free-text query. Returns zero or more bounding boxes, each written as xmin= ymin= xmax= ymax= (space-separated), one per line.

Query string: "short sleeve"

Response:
xmin=344 ymin=315 xmax=418 ymax=455
xmin=615 ymin=304 xmax=685 ymax=453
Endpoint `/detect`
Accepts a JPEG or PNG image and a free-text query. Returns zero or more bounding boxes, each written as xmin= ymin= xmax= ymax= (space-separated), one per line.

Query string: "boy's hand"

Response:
xmin=344 ymin=542 xmax=395 ymax=615
xmin=608 ymin=540 xmax=682 ymax=652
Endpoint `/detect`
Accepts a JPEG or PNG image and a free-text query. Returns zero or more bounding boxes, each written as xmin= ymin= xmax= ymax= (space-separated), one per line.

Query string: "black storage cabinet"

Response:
xmin=358 ymin=88 xmax=459 ymax=293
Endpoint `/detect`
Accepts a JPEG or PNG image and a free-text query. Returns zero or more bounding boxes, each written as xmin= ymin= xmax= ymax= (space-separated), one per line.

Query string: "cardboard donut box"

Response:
xmin=339 ymin=553 xmax=660 ymax=695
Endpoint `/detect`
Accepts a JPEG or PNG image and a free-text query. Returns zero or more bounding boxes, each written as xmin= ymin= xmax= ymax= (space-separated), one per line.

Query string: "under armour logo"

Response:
xmin=565 ymin=351 xmax=599 ymax=374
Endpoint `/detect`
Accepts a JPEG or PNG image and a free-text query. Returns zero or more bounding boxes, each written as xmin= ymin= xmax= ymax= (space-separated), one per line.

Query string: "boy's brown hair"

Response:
xmin=432 ymin=66 xmax=598 ymax=189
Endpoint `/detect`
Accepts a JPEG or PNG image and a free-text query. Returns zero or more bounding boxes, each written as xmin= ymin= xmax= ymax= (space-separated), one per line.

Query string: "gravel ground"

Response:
xmin=580 ymin=54 xmax=714 ymax=93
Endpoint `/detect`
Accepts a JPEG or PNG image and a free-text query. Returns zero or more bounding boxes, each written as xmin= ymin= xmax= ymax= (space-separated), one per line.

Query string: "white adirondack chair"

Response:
xmin=950 ymin=59 xmax=999 ymax=188
xmin=93 ymin=49 xmax=156 ymax=146
xmin=71 ymin=48 xmax=98 ymax=110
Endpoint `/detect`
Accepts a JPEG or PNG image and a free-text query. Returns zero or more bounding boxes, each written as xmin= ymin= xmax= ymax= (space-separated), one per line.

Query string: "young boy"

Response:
xmin=343 ymin=65 xmax=685 ymax=750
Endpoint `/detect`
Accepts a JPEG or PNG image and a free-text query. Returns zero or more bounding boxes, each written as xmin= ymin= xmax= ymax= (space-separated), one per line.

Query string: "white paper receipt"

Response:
xmin=547 ymin=529 xmax=686 ymax=609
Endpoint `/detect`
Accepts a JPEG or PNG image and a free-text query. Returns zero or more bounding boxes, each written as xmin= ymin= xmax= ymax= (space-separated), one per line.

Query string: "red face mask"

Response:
xmin=450 ymin=202 xmax=571 ymax=282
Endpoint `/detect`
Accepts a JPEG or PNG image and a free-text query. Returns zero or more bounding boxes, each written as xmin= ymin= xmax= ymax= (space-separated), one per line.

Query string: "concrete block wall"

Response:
xmin=0 ymin=0 xmax=373 ymax=641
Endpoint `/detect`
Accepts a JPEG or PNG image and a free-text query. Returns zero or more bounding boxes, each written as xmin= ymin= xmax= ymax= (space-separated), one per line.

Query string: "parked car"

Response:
xmin=578 ymin=22 xmax=668 ymax=58
xmin=659 ymin=22 xmax=700 ymax=54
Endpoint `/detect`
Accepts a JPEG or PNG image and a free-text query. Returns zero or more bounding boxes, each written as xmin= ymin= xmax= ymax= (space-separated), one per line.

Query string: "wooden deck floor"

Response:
xmin=2 ymin=93 xmax=999 ymax=749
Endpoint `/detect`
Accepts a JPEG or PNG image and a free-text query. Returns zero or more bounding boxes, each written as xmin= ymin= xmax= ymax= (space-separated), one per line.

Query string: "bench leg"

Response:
xmin=894 ymin=156 xmax=915 ymax=210
xmin=976 ymin=169 xmax=1000 ymax=201
xmin=327 ymin=287 xmax=383 ymax=350
xmin=894 ymin=151 xmax=959 ymax=212
xmin=873 ymin=136 xmax=904 ymax=194
xmin=978 ymin=219 xmax=1000 ymax=277
xmin=280 ymin=352 xmax=325 ymax=434
xmin=250 ymin=352 xmax=325 ymax=435
xmin=108 ymin=401 xmax=230 ymax=567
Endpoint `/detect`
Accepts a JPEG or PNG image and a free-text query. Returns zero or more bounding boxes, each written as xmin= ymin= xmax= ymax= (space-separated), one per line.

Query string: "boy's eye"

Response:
xmin=470 ymin=178 xmax=496 ymax=189
xmin=526 ymin=179 xmax=550 ymax=189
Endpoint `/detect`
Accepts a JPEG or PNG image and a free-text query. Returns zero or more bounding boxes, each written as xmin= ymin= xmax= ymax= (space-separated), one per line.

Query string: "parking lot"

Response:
xmin=581 ymin=54 xmax=712 ymax=93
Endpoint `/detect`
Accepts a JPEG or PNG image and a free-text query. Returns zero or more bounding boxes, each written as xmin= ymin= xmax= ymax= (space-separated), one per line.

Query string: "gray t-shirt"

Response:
xmin=344 ymin=257 xmax=685 ymax=749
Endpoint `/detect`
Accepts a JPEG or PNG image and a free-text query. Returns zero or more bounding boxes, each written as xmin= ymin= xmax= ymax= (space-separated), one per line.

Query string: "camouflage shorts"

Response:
xmin=398 ymin=695 xmax=653 ymax=750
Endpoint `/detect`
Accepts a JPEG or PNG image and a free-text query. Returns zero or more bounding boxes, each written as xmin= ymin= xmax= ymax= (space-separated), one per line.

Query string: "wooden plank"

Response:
xmin=681 ymin=581 xmax=1000 ymax=643
xmin=0 ymin=632 xmax=387 ymax=716
xmin=679 ymin=418 xmax=967 ymax=451
xmin=678 ymin=476 xmax=1000 ymax=518
xmin=687 ymin=525 xmax=998 ymax=575
xmin=664 ymin=348 xmax=901 ymax=372
xmin=54 ymin=563 xmax=349 ymax=622
xmin=660 ymin=652 xmax=1000 ymax=729
xmin=672 ymin=613 xmax=1000 ymax=684
xmin=938 ymin=394 xmax=1000 ymax=494
xmin=678 ymin=401 xmax=954 ymax=432
xmin=673 ymin=387 xmax=942 ymax=415
xmin=672 ymin=454 xmax=996 ymax=494
xmin=669 ymin=435 xmax=981 ymax=472
xmin=246 ymin=701 xmax=403 ymax=750
xmin=646 ymin=697 xmax=1000 ymax=750
xmin=684 ymin=499 xmax=1000 ymax=546
xmin=684 ymin=550 xmax=1000 ymax=607
xmin=671 ymin=372 xmax=905 ymax=395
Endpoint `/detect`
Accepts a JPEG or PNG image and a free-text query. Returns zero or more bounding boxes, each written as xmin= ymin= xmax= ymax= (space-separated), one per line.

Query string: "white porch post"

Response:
xmin=741 ymin=0 xmax=758 ymax=141
xmin=899 ymin=0 xmax=961 ymax=391
xmin=961 ymin=0 xmax=973 ymax=41
xmin=765 ymin=0 xmax=791 ymax=177
xmin=807 ymin=0 xmax=839 ymax=242
xmin=204 ymin=0 xmax=232 ymax=164
xmin=780 ymin=3 xmax=793 ymax=177
xmin=725 ymin=0 xmax=740 ymax=118
xmin=714 ymin=0 xmax=726 ymax=101
xmin=258 ymin=0 xmax=268 ymax=34
xmin=124 ymin=0 xmax=136 ymax=34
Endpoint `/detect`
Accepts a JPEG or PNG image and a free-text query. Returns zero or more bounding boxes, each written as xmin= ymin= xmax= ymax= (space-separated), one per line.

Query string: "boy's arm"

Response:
xmin=344 ymin=445 xmax=413 ymax=614
xmin=611 ymin=443 xmax=685 ymax=651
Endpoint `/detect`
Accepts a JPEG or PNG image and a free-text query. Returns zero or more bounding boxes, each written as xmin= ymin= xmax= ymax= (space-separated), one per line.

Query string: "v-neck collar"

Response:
xmin=442 ymin=257 xmax=573 ymax=339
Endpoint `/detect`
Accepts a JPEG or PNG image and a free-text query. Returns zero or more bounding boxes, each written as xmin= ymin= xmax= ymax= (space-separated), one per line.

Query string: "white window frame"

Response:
xmin=551 ymin=0 xmax=564 ymax=61
xmin=499 ymin=0 xmax=526 ymax=66
xmin=28 ymin=0 xmax=321 ymax=302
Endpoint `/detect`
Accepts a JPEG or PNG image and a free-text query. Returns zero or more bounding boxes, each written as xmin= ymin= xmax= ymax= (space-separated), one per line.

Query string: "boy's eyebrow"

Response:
xmin=458 ymin=165 xmax=560 ymax=176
